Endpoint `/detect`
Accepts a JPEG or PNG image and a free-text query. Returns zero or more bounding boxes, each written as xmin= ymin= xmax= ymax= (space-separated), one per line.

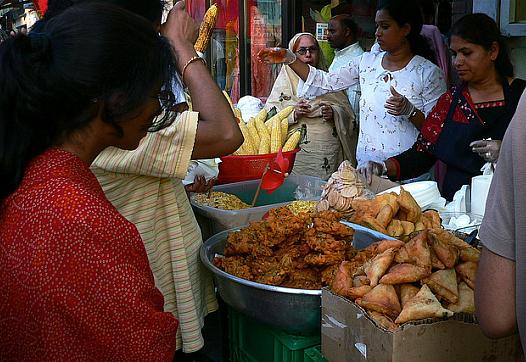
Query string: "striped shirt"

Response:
xmin=91 ymin=111 xmax=218 ymax=352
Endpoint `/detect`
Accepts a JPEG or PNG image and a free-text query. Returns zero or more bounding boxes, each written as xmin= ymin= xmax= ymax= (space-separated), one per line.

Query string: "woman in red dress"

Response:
xmin=0 ymin=2 xmax=201 ymax=360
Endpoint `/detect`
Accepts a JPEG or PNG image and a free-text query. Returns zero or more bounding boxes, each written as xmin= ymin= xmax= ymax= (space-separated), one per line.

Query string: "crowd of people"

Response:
xmin=1 ymin=0 xmax=526 ymax=359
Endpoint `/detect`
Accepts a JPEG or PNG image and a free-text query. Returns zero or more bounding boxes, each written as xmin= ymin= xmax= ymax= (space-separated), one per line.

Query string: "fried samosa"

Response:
xmin=447 ymin=282 xmax=475 ymax=313
xmin=379 ymin=263 xmax=431 ymax=284
xmin=460 ymin=247 xmax=481 ymax=263
xmin=395 ymin=231 xmax=432 ymax=272
xmin=399 ymin=284 xmax=420 ymax=308
xmin=455 ymin=261 xmax=477 ymax=290
xmin=331 ymin=261 xmax=353 ymax=297
xmin=368 ymin=311 xmax=398 ymax=332
xmin=365 ymin=248 xmax=397 ymax=286
xmin=395 ymin=284 xmax=454 ymax=324
xmin=422 ymin=269 xmax=459 ymax=304
xmin=429 ymin=231 xmax=459 ymax=268
xmin=397 ymin=188 xmax=421 ymax=223
xmin=376 ymin=204 xmax=394 ymax=228
xmin=360 ymin=284 xmax=401 ymax=318
xmin=387 ymin=219 xmax=404 ymax=238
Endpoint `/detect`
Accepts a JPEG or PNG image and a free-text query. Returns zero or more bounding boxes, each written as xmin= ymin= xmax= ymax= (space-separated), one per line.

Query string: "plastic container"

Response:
xmin=304 ymin=346 xmax=327 ymax=362
xmin=217 ymin=148 xmax=300 ymax=184
xmin=440 ymin=211 xmax=483 ymax=233
xmin=191 ymin=175 xmax=325 ymax=236
xmin=229 ymin=307 xmax=320 ymax=362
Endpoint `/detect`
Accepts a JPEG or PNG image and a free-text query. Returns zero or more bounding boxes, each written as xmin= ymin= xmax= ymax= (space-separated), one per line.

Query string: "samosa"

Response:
xmin=397 ymin=188 xmax=421 ymax=223
xmin=360 ymin=284 xmax=401 ymax=318
xmin=376 ymin=204 xmax=394 ymax=228
xmin=447 ymin=282 xmax=475 ymax=313
xmin=379 ymin=263 xmax=431 ymax=284
xmin=395 ymin=231 xmax=432 ymax=272
xmin=395 ymin=284 xmax=453 ymax=324
xmin=455 ymin=261 xmax=477 ymax=290
xmin=387 ymin=219 xmax=404 ymax=237
xmin=365 ymin=248 xmax=396 ymax=286
xmin=422 ymin=269 xmax=459 ymax=304
xmin=399 ymin=284 xmax=420 ymax=308
xmin=368 ymin=311 xmax=398 ymax=331
xmin=331 ymin=261 xmax=353 ymax=297
xmin=429 ymin=230 xmax=459 ymax=268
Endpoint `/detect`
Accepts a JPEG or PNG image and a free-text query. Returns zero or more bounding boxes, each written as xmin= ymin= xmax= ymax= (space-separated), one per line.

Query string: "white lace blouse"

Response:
xmin=298 ymin=51 xmax=446 ymax=167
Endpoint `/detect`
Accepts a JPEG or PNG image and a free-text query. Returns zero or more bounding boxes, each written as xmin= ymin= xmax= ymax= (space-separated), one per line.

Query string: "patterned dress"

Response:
xmin=91 ymin=111 xmax=218 ymax=353
xmin=0 ymin=148 xmax=178 ymax=361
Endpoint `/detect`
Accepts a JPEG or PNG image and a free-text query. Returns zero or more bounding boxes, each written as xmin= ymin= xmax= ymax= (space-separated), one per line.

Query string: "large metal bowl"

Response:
xmin=200 ymin=222 xmax=393 ymax=334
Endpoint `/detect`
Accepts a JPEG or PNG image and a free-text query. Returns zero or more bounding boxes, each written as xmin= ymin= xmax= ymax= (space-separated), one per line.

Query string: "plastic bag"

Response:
xmin=183 ymin=158 xmax=220 ymax=186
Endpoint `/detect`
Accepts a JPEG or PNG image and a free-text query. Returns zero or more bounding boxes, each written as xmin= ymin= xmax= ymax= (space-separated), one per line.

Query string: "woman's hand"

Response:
xmin=184 ymin=175 xmax=215 ymax=193
xmin=294 ymin=99 xmax=311 ymax=120
xmin=320 ymin=103 xmax=334 ymax=121
xmin=162 ymin=1 xmax=199 ymax=48
xmin=358 ymin=161 xmax=386 ymax=184
xmin=470 ymin=139 xmax=501 ymax=163
xmin=257 ymin=47 xmax=296 ymax=65
xmin=385 ymin=86 xmax=417 ymax=116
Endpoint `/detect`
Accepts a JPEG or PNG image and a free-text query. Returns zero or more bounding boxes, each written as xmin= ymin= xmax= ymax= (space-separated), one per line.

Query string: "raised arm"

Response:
xmin=164 ymin=1 xmax=243 ymax=159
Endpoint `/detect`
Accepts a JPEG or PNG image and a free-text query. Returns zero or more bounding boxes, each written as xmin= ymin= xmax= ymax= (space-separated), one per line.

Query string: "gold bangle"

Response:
xmin=181 ymin=56 xmax=205 ymax=84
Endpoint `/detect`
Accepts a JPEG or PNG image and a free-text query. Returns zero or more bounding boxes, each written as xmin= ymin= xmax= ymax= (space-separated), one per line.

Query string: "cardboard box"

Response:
xmin=322 ymin=288 xmax=522 ymax=362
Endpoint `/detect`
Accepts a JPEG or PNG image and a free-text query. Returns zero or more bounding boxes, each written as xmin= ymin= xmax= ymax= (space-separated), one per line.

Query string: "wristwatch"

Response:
xmin=409 ymin=107 xmax=418 ymax=118
xmin=381 ymin=161 xmax=388 ymax=177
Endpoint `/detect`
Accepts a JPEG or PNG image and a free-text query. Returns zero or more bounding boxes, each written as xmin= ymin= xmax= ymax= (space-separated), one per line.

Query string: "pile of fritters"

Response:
xmin=213 ymin=207 xmax=355 ymax=289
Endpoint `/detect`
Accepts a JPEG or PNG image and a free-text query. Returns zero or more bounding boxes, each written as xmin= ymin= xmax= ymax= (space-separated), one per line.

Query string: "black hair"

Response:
xmin=450 ymin=13 xmax=513 ymax=79
xmin=377 ymin=0 xmax=434 ymax=62
xmin=32 ymin=0 xmax=166 ymax=32
xmin=0 ymin=3 xmax=177 ymax=199
xmin=336 ymin=14 xmax=359 ymax=39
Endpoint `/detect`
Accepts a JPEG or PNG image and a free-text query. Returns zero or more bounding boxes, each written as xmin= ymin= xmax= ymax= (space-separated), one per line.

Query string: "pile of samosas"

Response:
xmin=349 ymin=188 xmax=442 ymax=240
xmin=331 ymin=228 xmax=479 ymax=331
xmin=213 ymin=207 xmax=356 ymax=290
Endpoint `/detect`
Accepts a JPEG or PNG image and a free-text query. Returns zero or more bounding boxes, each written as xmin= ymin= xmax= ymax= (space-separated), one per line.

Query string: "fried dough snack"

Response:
xmin=395 ymin=284 xmax=453 ymax=324
xmin=214 ymin=207 xmax=356 ymax=289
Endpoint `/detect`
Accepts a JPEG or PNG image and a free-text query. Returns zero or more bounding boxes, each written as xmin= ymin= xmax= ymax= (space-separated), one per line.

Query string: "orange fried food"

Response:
xmin=455 ymin=261 xmax=477 ymax=290
xmin=430 ymin=247 xmax=446 ymax=269
xmin=321 ymin=264 xmax=340 ymax=286
xmin=400 ymin=221 xmax=415 ymax=236
xmin=304 ymin=252 xmax=345 ymax=267
xmin=304 ymin=228 xmax=348 ymax=254
xmin=360 ymin=284 xmax=401 ymax=318
xmin=331 ymin=261 xmax=353 ymax=296
xmin=373 ymin=239 xmax=405 ymax=253
xmin=360 ymin=215 xmax=390 ymax=235
xmin=365 ymin=248 xmax=397 ymax=286
xmin=395 ymin=231 xmax=432 ymax=272
xmin=387 ymin=219 xmax=404 ymax=238
xmin=395 ymin=284 xmax=453 ymax=324
xmin=312 ymin=211 xmax=354 ymax=239
xmin=460 ymin=247 xmax=481 ymax=262
xmin=351 ymin=198 xmax=384 ymax=218
xmin=282 ymin=268 xmax=320 ymax=289
xmin=429 ymin=230 xmax=459 ymax=268
xmin=353 ymin=275 xmax=370 ymax=287
xmin=215 ymin=255 xmax=254 ymax=281
xmin=447 ymin=282 xmax=475 ymax=313
xmin=399 ymin=284 xmax=420 ymax=308
xmin=397 ymin=188 xmax=421 ymax=223
xmin=376 ymin=204 xmax=394 ymax=228
xmin=422 ymin=210 xmax=442 ymax=229
xmin=422 ymin=269 xmax=459 ymax=304
xmin=368 ymin=311 xmax=398 ymax=332
xmin=346 ymin=285 xmax=373 ymax=300
xmin=379 ymin=193 xmax=400 ymax=215
xmin=379 ymin=263 xmax=431 ymax=284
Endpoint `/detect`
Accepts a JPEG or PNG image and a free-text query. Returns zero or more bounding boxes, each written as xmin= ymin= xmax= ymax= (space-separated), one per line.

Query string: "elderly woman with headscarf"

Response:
xmin=265 ymin=32 xmax=356 ymax=179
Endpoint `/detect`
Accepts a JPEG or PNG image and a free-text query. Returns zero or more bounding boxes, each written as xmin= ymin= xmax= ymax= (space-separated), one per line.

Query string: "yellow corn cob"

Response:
xmin=194 ymin=4 xmax=218 ymax=53
xmin=247 ymin=117 xmax=260 ymax=150
xmin=238 ymin=119 xmax=257 ymax=154
xmin=270 ymin=117 xmax=282 ymax=153
xmin=233 ymin=108 xmax=243 ymax=120
xmin=280 ymin=118 xmax=288 ymax=145
xmin=258 ymin=134 xmax=270 ymax=154
xmin=265 ymin=119 xmax=272 ymax=133
xmin=223 ymin=90 xmax=235 ymax=112
xmin=255 ymin=116 xmax=270 ymax=154
xmin=255 ymin=108 xmax=267 ymax=124
xmin=282 ymin=130 xmax=301 ymax=152
xmin=275 ymin=106 xmax=295 ymax=120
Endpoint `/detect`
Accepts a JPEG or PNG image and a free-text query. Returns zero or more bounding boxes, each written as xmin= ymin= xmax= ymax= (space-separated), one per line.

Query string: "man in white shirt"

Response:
xmin=327 ymin=14 xmax=364 ymax=124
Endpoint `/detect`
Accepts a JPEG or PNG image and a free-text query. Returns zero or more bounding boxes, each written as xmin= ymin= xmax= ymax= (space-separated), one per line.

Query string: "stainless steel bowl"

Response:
xmin=200 ymin=222 xmax=393 ymax=334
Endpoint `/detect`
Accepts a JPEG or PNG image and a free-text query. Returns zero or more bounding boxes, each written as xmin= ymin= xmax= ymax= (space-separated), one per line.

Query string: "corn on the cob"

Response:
xmin=247 ymin=117 xmax=260 ymax=150
xmin=258 ymin=134 xmax=270 ymax=154
xmin=255 ymin=108 xmax=267 ymax=124
xmin=194 ymin=3 xmax=218 ymax=53
xmin=280 ymin=118 xmax=288 ymax=144
xmin=275 ymin=106 xmax=295 ymax=120
xmin=237 ymin=119 xmax=257 ymax=154
xmin=222 ymin=90 xmax=234 ymax=112
xmin=282 ymin=130 xmax=301 ymax=152
xmin=264 ymin=119 xmax=272 ymax=132
xmin=270 ymin=116 xmax=282 ymax=153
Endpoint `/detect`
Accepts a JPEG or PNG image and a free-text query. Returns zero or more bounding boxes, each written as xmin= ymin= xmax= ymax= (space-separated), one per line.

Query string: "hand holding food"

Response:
xmin=358 ymin=161 xmax=386 ymax=184
xmin=470 ymin=139 xmax=501 ymax=162
xmin=257 ymin=47 xmax=297 ymax=65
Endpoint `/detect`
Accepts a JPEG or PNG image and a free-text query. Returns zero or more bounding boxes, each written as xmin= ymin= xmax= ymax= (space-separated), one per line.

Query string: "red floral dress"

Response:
xmin=0 ymin=148 xmax=178 ymax=361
